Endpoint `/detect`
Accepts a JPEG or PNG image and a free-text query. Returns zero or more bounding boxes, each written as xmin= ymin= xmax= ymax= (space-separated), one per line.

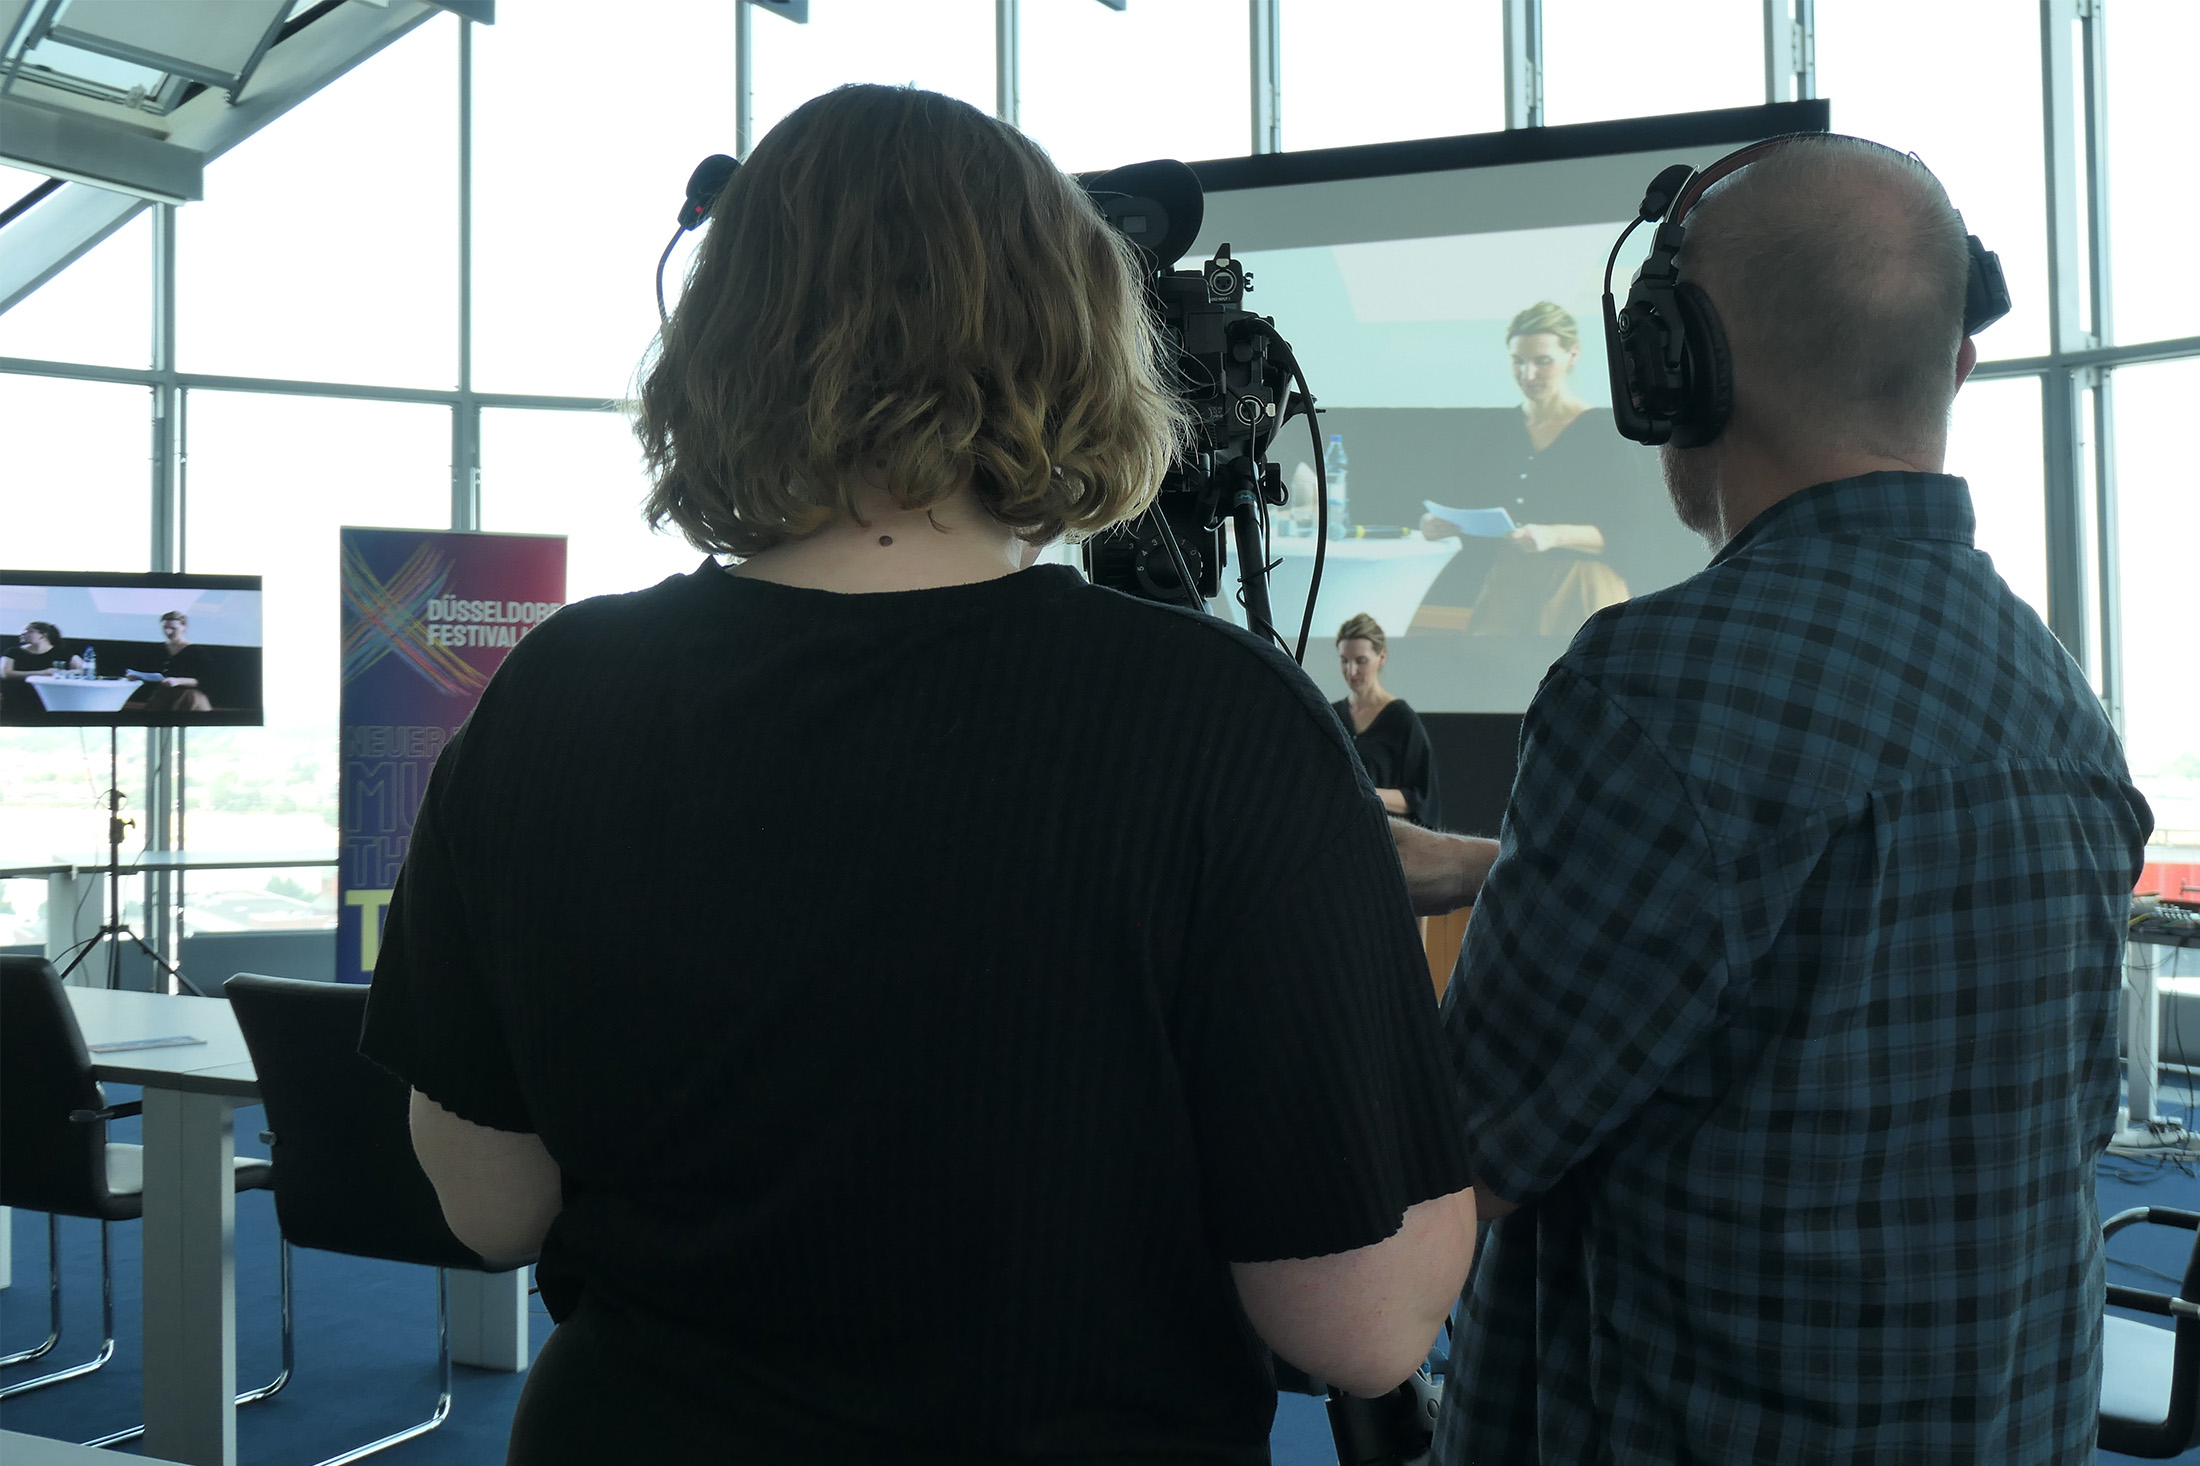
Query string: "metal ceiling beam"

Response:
xmin=0 ymin=0 xmax=444 ymax=314
xmin=0 ymin=92 xmax=202 ymax=199
xmin=1762 ymin=0 xmax=1815 ymax=104
xmin=1503 ymin=0 xmax=1543 ymax=129
xmin=1249 ymin=0 xmax=1278 ymax=154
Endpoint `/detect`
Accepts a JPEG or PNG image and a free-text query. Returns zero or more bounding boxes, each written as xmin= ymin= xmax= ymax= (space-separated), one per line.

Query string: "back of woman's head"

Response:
xmin=638 ymin=84 xmax=1187 ymax=556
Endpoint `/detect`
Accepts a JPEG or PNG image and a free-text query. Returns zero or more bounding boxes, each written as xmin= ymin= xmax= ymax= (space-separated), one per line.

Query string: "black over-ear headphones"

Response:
xmin=1601 ymin=132 xmax=2012 ymax=449
xmin=656 ymin=154 xmax=742 ymax=325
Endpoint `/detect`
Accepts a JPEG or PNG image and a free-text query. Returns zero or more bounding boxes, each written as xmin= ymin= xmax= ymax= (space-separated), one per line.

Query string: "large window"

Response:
xmin=1816 ymin=1 xmax=2051 ymax=361
xmin=179 ymin=23 xmax=458 ymax=390
xmin=2104 ymin=4 xmax=2200 ymax=348
xmin=1278 ymin=0 xmax=1501 ymax=150
xmin=471 ymin=0 xmax=737 ymax=399
xmin=748 ymin=0 xmax=995 ymax=143
xmin=1946 ymin=375 xmax=2048 ymax=622
xmin=180 ymin=392 xmax=449 ymax=855
xmin=2 ymin=0 xmax=2193 ymax=894
xmin=0 ymin=206 xmax=149 ymax=370
xmin=0 ymin=377 xmax=155 ymax=870
xmin=0 ymin=375 xmax=152 ymax=574
xmin=1542 ymin=0 xmax=1762 ymax=126
xmin=2110 ymin=358 xmax=2200 ymax=846
xmin=480 ymin=408 xmax=699 ymax=603
xmin=1020 ymin=0 xmax=1250 ymax=173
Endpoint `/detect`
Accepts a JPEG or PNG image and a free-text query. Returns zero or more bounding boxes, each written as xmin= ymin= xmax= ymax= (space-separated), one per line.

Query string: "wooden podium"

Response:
xmin=1422 ymin=907 xmax=1471 ymax=1001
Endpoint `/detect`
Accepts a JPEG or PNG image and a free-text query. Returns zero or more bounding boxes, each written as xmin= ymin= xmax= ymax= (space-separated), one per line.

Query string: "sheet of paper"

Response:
xmin=88 ymin=1035 xmax=205 ymax=1053
xmin=1422 ymin=501 xmax=1518 ymax=538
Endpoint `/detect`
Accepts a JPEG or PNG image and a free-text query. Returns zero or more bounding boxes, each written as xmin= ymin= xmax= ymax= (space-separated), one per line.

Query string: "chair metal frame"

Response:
xmin=225 ymin=972 xmax=523 ymax=1466
xmin=2101 ymin=1204 xmax=2200 ymax=1458
xmin=0 ymin=1106 xmax=291 ymax=1428
xmin=306 ymin=1261 xmax=455 ymax=1466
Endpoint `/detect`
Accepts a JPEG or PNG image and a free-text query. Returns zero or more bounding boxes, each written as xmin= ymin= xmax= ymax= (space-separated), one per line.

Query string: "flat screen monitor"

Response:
xmin=1175 ymin=100 xmax=1830 ymax=715
xmin=0 ymin=570 xmax=265 ymax=727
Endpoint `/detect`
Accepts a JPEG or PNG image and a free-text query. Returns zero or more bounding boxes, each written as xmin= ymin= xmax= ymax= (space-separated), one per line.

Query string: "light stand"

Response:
xmin=56 ymin=727 xmax=205 ymax=996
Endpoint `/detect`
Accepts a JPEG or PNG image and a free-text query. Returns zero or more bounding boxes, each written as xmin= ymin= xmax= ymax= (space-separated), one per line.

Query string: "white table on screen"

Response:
xmin=25 ymin=676 xmax=142 ymax=713
xmin=1263 ymin=535 xmax=1460 ymax=644
xmin=61 ymin=986 xmax=530 ymax=1466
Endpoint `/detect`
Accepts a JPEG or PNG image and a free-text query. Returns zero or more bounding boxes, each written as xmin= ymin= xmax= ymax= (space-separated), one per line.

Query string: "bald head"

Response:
xmin=1678 ymin=138 xmax=1971 ymax=463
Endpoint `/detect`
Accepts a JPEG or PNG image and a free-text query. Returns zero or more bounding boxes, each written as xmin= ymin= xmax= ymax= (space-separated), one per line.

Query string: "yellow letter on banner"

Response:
xmin=345 ymin=888 xmax=395 ymax=975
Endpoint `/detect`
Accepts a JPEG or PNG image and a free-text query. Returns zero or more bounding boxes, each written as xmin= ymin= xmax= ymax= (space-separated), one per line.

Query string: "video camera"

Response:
xmin=1079 ymin=160 xmax=1326 ymax=662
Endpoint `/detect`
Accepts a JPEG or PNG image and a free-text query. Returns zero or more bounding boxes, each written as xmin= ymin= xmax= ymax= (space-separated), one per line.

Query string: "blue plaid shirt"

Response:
xmin=1434 ymin=473 xmax=2153 ymax=1465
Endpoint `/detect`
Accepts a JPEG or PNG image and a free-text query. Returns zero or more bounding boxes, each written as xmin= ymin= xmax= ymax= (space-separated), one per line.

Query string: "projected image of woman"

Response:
xmin=1 ymin=622 xmax=81 ymax=721
xmin=1420 ymin=301 xmax=1694 ymax=637
xmin=2 ymin=621 xmax=80 ymax=679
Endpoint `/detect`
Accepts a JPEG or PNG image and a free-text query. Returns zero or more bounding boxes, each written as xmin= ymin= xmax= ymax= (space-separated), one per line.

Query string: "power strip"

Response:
xmin=2110 ymin=1118 xmax=2200 ymax=1158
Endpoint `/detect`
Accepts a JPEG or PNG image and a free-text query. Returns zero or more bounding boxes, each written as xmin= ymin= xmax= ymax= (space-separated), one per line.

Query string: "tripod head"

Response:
xmin=1078 ymin=160 xmax=1321 ymax=659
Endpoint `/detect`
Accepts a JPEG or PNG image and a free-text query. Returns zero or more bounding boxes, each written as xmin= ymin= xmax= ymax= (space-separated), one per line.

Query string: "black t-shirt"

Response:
xmin=1330 ymin=698 xmax=1442 ymax=830
xmin=361 ymin=562 xmax=1471 ymax=1462
xmin=2 ymin=644 xmax=65 ymax=720
xmin=163 ymin=642 xmax=213 ymax=695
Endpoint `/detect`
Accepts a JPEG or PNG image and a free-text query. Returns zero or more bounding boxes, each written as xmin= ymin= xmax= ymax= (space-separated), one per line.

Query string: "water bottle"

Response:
xmin=1323 ymin=433 xmax=1349 ymax=538
xmin=81 ymin=645 xmax=96 ymax=679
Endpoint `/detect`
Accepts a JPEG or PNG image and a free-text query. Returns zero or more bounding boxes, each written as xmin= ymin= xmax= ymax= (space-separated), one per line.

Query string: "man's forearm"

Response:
xmin=1390 ymin=819 xmax=1499 ymax=916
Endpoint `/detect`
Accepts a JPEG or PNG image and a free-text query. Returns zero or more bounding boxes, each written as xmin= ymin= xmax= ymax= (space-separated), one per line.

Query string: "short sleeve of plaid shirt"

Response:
xmin=1444 ymin=663 xmax=1726 ymax=1204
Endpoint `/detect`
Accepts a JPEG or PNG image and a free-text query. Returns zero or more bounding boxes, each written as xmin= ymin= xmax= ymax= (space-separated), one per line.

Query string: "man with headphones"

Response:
xmin=1404 ymin=134 xmax=2152 ymax=1462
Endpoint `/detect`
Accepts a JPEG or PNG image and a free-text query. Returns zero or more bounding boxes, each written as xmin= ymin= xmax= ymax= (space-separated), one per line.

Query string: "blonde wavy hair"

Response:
xmin=637 ymin=85 xmax=1189 ymax=555
xmin=1505 ymin=300 xmax=1580 ymax=353
xmin=1335 ymin=612 xmax=1387 ymax=655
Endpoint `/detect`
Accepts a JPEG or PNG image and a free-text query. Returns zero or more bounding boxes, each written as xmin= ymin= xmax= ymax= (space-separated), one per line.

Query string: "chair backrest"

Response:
xmin=2101 ymin=1205 xmax=2200 ymax=1456
xmin=224 ymin=972 xmax=485 ymax=1271
xmin=0 ymin=956 xmax=124 ymax=1217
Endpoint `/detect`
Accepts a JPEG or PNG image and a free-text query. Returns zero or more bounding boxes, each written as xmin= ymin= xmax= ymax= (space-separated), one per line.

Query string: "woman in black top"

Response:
xmin=1332 ymin=613 xmax=1442 ymax=829
xmin=361 ymin=86 xmax=1478 ymax=1466
xmin=135 ymin=611 xmax=213 ymax=712
xmin=1419 ymin=302 xmax=1701 ymax=637
xmin=1 ymin=621 xmax=78 ymax=677
xmin=1 ymin=621 xmax=80 ymax=721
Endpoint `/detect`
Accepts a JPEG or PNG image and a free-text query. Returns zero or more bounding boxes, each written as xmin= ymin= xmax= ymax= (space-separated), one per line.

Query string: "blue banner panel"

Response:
xmin=337 ymin=526 xmax=566 ymax=982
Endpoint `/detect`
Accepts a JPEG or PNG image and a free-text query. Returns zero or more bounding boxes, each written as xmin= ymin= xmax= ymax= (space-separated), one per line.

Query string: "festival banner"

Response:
xmin=337 ymin=527 xmax=566 ymax=982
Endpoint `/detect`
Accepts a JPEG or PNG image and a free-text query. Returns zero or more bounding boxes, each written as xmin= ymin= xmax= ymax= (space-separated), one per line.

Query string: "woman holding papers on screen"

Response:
xmin=128 ymin=611 xmax=213 ymax=712
xmin=1418 ymin=301 xmax=1694 ymax=637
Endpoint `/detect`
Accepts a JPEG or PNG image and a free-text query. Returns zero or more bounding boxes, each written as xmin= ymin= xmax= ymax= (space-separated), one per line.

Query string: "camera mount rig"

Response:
xmin=1080 ymin=160 xmax=1327 ymax=663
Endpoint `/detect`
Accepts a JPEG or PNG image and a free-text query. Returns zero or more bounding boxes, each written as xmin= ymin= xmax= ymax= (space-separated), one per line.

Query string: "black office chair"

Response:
xmin=2101 ymin=1205 xmax=2200 ymax=1457
xmin=225 ymin=971 xmax=534 ymax=1466
xmin=0 ymin=955 xmax=291 ymax=1442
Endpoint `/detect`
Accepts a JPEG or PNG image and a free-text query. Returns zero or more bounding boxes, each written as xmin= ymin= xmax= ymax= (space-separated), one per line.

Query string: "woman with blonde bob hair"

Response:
xmin=365 ymin=85 xmax=1475 ymax=1464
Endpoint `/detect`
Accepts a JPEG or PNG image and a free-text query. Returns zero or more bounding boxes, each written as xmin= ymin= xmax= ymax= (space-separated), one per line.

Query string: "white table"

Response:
xmin=2 ymin=1427 xmax=178 ymax=1464
xmin=1262 ymin=535 xmax=1460 ymax=644
xmin=23 ymin=676 xmax=143 ymax=714
xmin=62 ymin=986 xmax=529 ymax=1466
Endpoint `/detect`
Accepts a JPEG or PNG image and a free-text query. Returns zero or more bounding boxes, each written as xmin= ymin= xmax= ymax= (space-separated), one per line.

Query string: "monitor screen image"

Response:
xmin=0 ymin=570 xmax=266 ymax=727
xmin=1178 ymin=107 xmax=1823 ymax=713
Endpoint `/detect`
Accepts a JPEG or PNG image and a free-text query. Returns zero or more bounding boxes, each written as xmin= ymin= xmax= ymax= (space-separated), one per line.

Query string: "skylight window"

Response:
xmin=3 ymin=0 xmax=293 ymax=113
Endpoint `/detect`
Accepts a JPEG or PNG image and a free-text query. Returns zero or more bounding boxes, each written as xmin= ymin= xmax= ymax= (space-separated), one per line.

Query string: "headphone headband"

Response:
xmin=1602 ymin=130 xmax=2012 ymax=449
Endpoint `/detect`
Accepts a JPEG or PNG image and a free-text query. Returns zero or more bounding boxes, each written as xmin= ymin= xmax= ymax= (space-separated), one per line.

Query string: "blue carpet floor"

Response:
xmin=4 ymin=1087 xmax=2196 ymax=1463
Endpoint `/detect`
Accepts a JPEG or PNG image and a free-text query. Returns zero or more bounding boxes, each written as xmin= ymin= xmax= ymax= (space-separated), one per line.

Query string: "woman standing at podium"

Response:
xmin=363 ymin=85 xmax=1477 ymax=1465
xmin=1333 ymin=613 xmax=1443 ymax=829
